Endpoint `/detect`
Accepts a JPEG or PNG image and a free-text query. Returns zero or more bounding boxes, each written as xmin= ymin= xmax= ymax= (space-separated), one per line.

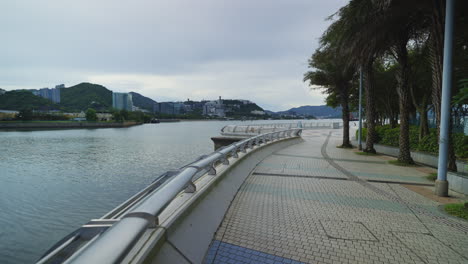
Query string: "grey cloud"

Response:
xmin=1 ymin=0 xmax=348 ymax=110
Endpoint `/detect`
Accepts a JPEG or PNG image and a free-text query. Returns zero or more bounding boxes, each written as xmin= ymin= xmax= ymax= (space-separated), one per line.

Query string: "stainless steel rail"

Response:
xmin=37 ymin=128 xmax=302 ymax=264
xmin=221 ymin=121 xmax=342 ymax=136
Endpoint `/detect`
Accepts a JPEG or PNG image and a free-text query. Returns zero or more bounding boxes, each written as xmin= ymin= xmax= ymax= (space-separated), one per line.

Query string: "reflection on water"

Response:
xmin=0 ymin=121 xmax=237 ymax=264
xmin=0 ymin=119 xmax=327 ymax=263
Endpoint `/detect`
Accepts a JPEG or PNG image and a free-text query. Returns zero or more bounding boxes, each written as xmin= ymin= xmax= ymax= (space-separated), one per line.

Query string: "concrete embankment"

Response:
xmin=0 ymin=121 xmax=142 ymax=130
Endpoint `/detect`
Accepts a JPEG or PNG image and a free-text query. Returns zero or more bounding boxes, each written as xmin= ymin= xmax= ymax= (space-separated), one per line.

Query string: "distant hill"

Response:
xmin=277 ymin=105 xmax=341 ymax=118
xmin=223 ymin=99 xmax=263 ymax=116
xmin=60 ymin=83 xmax=112 ymax=111
xmin=130 ymin=92 xmax=157 ymax=111
xmin=0 ymin=90 xmax=59 ymax=111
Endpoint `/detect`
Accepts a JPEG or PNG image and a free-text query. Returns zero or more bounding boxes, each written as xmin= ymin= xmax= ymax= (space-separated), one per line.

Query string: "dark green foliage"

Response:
xmin=60 ymin=83 xmax=112 ymax=111
xmin=127 ymin=111 xmax=152 ymax=123
xmin=120 ymin=110 xmax=129 ymax=120
xmin=0 ymin=90 xmax=59 ymax=110
xmin=417 ymin=131 xmax=439 ymax=154
xmin=358 ymin=125 xmax=468 ymax=159
xmin=85 ymin=108 xmax=97 ymax=121
xmin=454 ymin=79 xmax=468 ymax=105
xmin=129 ymin=92 xmax=157 ymax=111
xmin=113 ymin=109 xmax=134 ymax=122
xmin=222 ymin=100 xmax=264 ymax=117
xmin=453 ymin=134 xmax=468 ymax=159
xmin=276 ymin=105 xmax=339 ymax=118
xmin=17 ymin=109 xmax=33 ymax=121
xmin=13 ymin=109 xmax=69 ymax=121
xmin=112 ymin=111 xmax=123 ymax=122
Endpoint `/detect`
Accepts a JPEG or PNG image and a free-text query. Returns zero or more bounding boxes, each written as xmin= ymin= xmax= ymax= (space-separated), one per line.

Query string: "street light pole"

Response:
xmin=435 ymin=0 xmax=455 ymax=197
xmin=358 ymin=66 xmax=363 ymax=151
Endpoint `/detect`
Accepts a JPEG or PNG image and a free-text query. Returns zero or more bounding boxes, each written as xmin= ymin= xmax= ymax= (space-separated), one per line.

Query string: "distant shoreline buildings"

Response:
xmin=112 ymin=92 xmax=133 ymax=111
xmin=203 ymin=96 xmax=225 ymax=117
xmin=31 ymin=84 xmax=64 ymax=103
xmin=1 ymin=82 xmax=268 ymax=118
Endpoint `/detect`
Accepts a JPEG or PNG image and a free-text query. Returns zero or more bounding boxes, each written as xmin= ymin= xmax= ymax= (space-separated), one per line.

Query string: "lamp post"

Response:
xmin=358 ymin=67 xmax=363 ymax=150
xmin=435 ymin=0 xmax=455 ymax=197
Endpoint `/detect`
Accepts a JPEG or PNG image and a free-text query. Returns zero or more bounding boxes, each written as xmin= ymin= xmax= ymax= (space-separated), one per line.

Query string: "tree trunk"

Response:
xmin=388 ymin=112 xmax=396 ymax=128
xmin=395 ymin=39 xmax=414 ymax=164
xmin=363 ymin=60 xmax=377 ymax=153
xmin=339 ymin=83 xmax=352 ymax=148
xmin=419 ymin=107 xmax=429 ymax=141
xmin=448 ymin=121 xmax=457 ymax=171
xmin=411 ymin=85 xmax=430 ymax=141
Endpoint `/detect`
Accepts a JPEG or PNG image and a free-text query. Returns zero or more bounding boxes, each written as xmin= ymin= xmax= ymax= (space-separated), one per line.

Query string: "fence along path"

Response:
xmin=221 ymin=121 xmax=343 ymax=136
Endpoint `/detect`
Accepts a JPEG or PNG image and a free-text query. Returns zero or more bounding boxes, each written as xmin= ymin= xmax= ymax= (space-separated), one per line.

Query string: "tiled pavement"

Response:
xmin=204 ymin=130 xmax=468 ymax=264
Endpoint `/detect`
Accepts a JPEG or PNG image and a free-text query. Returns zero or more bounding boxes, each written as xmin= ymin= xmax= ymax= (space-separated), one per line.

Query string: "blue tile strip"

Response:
xmin=204 ymin=240 xmax=306 ymax=264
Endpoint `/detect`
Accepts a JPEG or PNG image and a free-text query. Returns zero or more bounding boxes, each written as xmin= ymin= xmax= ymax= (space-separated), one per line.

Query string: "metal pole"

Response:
xmin=435 ymin=0 xmax=455 ymax=197
xmin=358 ymin=66 xmax=363 ymax=150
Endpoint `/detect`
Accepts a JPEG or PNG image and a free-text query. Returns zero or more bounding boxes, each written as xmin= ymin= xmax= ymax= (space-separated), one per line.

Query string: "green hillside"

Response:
xmin=60 ymin=83 xmax=112 ymax=111
xmin=223 ymin=99 xmax=264 ymax=116
xmin=130 ymin=92 xmax=156 ymax=111
xmin=0 ymin=90 xmax=59 ymax=110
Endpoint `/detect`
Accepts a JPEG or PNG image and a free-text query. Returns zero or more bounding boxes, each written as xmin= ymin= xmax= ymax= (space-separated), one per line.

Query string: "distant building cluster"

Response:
xmin=3 ymin=81 xmax=266 ymax=119
xmin=31 ymin=84 xmax=64 ymax=103
xmin=153 ymin=102 xmax=186 ymax=115
xmin=203 ymin=97 xmax=226 ymax=117
xmin=112 ymin=92 xmax=133 ymax=111
xmin=150 ymin=97 xmax=261 ymax=118
xmin=250 ymin=110 xmax=265 ymax=115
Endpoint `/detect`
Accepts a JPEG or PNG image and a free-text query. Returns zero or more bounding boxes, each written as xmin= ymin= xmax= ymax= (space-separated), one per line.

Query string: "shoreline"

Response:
xmin=0 ymin=121 xmax=142 ymax=131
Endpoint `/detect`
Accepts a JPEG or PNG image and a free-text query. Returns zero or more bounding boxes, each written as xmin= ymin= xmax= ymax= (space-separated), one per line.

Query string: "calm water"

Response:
xmin=0 ymin=121 xmax=254 ymax=264
xmin=0 ymin=119 xmax=318 ymax=264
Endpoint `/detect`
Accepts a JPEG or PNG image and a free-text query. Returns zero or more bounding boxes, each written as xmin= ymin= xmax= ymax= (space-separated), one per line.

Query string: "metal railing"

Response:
xmin=37 ymin=128 xmax=302 ymax=264
xmin=221 ymin=121 xmax=342 ymax=136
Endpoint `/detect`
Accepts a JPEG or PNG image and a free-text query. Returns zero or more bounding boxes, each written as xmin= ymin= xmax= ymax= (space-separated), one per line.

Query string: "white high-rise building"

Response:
xmin=112 ymin=92 xmax=133 ymax=111
xmin=32 ymin=87 xmax=61 ymax=103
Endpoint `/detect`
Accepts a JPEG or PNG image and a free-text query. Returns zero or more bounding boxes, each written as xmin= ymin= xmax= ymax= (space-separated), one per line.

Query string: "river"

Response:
xmin=0 ymin=120 xmax=326 ymax=264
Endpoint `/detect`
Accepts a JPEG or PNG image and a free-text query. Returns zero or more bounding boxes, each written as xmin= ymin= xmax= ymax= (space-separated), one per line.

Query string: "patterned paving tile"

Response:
xmin=391 ymin=232 xmax=467 ymax=263
xmin=205 ymin=240 xmax=306 ymax=264
xmin=205 ymin=129 xmax=468 ymax=264
xmin=320 ymin=220 xmax=378 ymax=241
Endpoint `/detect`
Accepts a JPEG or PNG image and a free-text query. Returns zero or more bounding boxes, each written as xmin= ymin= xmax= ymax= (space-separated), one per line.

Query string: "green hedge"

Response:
xmin=357 ymin=125 xmax=468 ymax=159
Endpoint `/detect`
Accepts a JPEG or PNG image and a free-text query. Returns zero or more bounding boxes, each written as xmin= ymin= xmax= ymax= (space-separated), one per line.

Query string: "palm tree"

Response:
xmin=409 ymin=45 xmax=432 ymax=141
xmin=323 ymin=0 xmax=388 ymax=154
xmin=304 ymin=46 xmax=355 ymax=148
xmin=323 ymin=0 xmax=424 ymax=163
xmin=374 ymin=60 xmax=399 ymax=128
xmin=311 ymin=0 xmax=468 ymax=167
xmin=377 ymin=1 xmax=427 ymax=164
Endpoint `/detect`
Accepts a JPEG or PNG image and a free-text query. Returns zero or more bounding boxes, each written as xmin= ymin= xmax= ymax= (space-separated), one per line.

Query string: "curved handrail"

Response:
xmin=220 ymin=121 xmax=342 ymax=136
xmin=41 ymin=128 xmax=302 ymax=264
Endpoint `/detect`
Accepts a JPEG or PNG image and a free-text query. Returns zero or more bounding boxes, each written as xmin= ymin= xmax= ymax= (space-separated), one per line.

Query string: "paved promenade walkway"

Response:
xmin=204 ymin=130 xmax=468 ymax=264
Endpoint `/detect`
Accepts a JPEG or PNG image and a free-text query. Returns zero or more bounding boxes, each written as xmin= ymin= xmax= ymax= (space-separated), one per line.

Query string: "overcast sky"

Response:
xmin=1 ymin=0 xmax=348 ymax=111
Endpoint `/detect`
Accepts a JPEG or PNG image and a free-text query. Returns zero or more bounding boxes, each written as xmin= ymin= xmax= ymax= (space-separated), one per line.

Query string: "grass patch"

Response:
xmin=426 ymin=173 xmax=437 ymax=181
xmin=444 ymin=203 xmax=468 ymax=220
xmin=388 ymin=160 xmax=419 ymax=167
xmin=354 ymin=151 xmax=379 ymax=156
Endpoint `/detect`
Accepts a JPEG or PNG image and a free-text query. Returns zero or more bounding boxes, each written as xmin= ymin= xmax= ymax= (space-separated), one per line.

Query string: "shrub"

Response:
xmin=85 ymin=108 xmax=97 ymax=121
xmin=356 ymin=125 xmax=468 ymax=159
